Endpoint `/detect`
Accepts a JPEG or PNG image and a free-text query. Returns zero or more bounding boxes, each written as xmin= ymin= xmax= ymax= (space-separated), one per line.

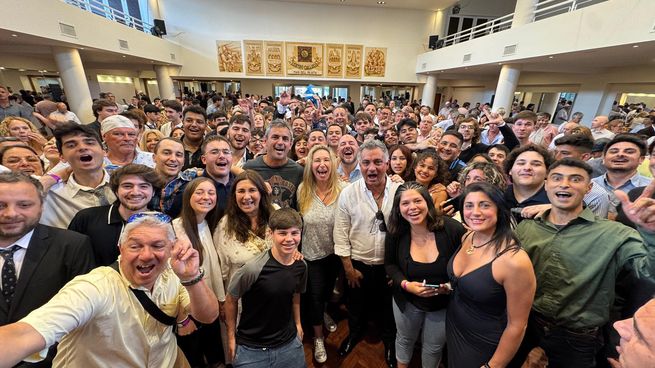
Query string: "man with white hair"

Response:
xmin=0 ymin=213 xmax=219 ymax=367
xmin=101 ymin=114 xmax=155 ymax=172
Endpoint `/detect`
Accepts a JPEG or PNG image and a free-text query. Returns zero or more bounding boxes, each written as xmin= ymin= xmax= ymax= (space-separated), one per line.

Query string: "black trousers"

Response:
xmin=304 ymin=254 xmax=340 ymax=326
xmin=177 ymin=317 xmax=224 ymax=367
xmin=509 ymin=312 xmax=603 ymax=368
xmin=345 ymin=260 xmax=396 ymax=346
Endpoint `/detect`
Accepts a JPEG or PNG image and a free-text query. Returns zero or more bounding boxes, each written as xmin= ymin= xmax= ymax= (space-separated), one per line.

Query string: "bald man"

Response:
xmin=591 ymin=115 xmax=614 ymax=140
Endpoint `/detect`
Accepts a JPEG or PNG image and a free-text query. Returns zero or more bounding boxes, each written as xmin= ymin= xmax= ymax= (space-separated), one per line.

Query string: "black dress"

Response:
xmin=446 ymin=242 xmax=519 ymax=368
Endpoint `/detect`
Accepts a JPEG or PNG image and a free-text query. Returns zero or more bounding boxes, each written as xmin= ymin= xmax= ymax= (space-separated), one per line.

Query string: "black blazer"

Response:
xmin=384 ymin=217 xmax=466 ymax=311
xmin=0 ymin=224 xmax=95 ymax=325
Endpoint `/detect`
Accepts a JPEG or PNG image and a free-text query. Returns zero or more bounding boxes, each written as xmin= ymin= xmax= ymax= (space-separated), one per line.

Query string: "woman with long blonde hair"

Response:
xmin=0 ymin=116 xmax=47 ymax=155
xmin=297 ymin=144 xmax=346 ymax=364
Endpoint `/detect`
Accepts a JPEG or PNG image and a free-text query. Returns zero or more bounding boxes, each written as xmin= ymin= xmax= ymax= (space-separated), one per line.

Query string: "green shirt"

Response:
xmin=516 ymin=207 xmax=655 ymax=329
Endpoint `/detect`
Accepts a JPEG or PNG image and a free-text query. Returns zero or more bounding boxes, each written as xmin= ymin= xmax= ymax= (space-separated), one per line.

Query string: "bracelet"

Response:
xmin=401 ymin=280 xmax=408 ymax=290
xmin=181 ymin=268 xmax=205 ymax=286
xmin=48 ymin=173 xmax=62 ymax=183
xmin=483 ymin=363 xmax=491 ymax=368
xmin=177 ymin=316 xmax=191 ymax=327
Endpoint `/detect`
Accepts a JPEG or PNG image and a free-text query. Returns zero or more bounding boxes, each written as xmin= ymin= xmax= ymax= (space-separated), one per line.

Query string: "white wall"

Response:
xmin=159 ymin=0 xmax=432 ymax=84
xmin=416 ymin=0 xmax=655 ymax=73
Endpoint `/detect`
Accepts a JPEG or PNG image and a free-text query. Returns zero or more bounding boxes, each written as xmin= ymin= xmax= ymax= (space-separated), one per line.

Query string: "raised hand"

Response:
xmin=170 ymin=239 xmax=200 ymax=281
xmin=615 ymin=180 xmax=655 ymax=232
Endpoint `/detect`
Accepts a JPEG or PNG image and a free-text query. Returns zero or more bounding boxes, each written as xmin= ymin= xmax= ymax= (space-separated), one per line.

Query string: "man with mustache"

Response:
xmin=68 ymin=164 xmax=162 ymax=266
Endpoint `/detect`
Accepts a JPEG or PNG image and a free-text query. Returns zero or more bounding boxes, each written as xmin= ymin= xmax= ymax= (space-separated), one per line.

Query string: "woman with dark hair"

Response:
xmin=173 ymin=177 xmax=225 ymax=367
xmin=289 ymin=133 xmax=309 ymax=161
xmin=213 ymin=170 xmax=274 ymax=365
xmin=297 ymin=145 xmax=346 ymax=364
xmin=214 ymin=170 xmax=274 ymax=288
xmin=447 ymin=182 xmax=536 ymax=368
xmin=409 ymin=150 xmax=450 ymax=207
xmin=385 ymin=182 xmax=465 ymax=368
xmin=387 ymin=144 xmax=414 ymax=181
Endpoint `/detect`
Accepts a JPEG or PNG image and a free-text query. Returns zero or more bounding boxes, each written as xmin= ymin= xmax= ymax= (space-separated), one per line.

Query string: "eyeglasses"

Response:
xmin=376 ymin=210 xmax=387 ymax=232
xmin=127 ymin=211 xmax=172 ymax=224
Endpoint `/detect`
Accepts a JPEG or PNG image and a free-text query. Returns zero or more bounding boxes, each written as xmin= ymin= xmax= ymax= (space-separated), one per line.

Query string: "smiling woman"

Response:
xmin=172 ymin=177 xmax=225 ymax=367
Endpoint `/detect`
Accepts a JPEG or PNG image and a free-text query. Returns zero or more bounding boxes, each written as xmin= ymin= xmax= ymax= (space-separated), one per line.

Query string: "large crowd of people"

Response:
xmin=0 ymin=82 xmax=654 ymax=368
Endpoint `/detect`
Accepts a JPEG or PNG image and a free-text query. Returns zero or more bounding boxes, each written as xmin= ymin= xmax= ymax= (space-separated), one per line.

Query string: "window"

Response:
xmin=65 ymin=0 xmax=150 ymax=31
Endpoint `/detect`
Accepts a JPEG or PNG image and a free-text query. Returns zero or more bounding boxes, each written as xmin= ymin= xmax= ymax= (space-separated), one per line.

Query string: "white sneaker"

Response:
xmin=314 ymin=337 xmax=327 ymax=363
xmin=324 ymin=313 xmax=337 ymax=333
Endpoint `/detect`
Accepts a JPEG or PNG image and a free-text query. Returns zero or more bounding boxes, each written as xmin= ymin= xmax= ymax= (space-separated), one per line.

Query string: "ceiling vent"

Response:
xmin=463 ymin=53 xmax=471 ymax=63
xmin=170 ymin=53 xmax=176 ymax=61
xmin=119 ymin=39 xmax=129 ymax=50
xmin=503 ymin=44 xmax=517 ymax=56
xmin=59 ymin=22 xmax=77 ymax=38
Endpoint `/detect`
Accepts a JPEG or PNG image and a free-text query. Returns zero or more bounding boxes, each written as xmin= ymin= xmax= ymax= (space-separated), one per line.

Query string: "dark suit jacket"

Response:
xmin=0 ymin=224 xmax=95 ymax=325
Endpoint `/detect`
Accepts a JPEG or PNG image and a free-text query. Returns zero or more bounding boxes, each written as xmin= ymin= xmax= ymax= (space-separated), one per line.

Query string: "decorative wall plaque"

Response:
xmin=345 ymin=44 xmax=363 ymax=78
xmin=286 ymin=42 xmax=324 ymax=76
xmin=264 ymin=41 xmax=285 ymax=76
xmin=364 ymin=47 xmax=387 ymax=77
xmin=325 ymin=44 xmax=344 ymax=78
xmin=243 ymin=40 xmax=264 ymax=76
xmin=217 ymin=41 xmax=243 ymax=73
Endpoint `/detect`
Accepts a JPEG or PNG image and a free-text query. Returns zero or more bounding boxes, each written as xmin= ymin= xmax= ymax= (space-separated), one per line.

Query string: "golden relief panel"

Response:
xmin=345 ymin=44 xmax=363 ymax=78
xmin=286 ymin=42 xmax=324 ymax=76
xmin=217 ymin=41 xmax=243 ymax=73
xmin=243 ymin=40 xmax=264 ymax=76
xmin=264 ymin=41 xmax=285 ymax=76
xmin=325 ymin=44 xmax=344 ymax=78
xmin=364 ymin=47 xmax=386 ymax=77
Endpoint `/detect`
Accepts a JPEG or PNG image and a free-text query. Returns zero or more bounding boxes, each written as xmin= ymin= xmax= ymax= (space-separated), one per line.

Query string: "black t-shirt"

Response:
xmin=504 ymin=184 xmax=550 ymax=224
xmin=68 ymin=203 xmax=124 ymax=266
xmin=228 ymin=250 xmax=307 ymax=348
xmin=243 ymin=156 xmax=304 ymax=209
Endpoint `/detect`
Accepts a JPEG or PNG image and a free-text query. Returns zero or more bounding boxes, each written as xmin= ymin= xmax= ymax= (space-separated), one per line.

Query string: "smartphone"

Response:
xmin=423 ymin=283 xmax=442 ymax=288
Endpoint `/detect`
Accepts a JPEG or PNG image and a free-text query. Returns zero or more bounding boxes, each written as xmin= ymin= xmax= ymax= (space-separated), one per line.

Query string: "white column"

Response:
xmin=421 ymin=74 xmax=438 ymax=109
xmin=52 ymin=47 xmax=94 ymax=123
xmin=540 ymin=92 xmax=560 ymax=118
xmin=492 ymin=64 xmax=522 ymax=112
xmin=512 ymin=0 xmax=539 ymax=27
xmin=432 ymin=9 xmax=447 ymax=38
xmin=154 ymin=65 xmax=175 ymax=100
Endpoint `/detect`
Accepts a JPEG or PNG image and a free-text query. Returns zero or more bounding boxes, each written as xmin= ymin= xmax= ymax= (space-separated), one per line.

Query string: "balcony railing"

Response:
xmin=62 ymin=0 xmax=154 ymax=35
xmin=438 ymin=0 xmax=607 ymax=49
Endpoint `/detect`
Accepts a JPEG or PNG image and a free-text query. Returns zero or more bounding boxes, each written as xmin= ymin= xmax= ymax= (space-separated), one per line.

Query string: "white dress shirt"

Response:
xmin=0 ymin=229 xmax=34 ymax=289
xmin=334 ymin=177 xmax=400 ymax=265
xmin=40 ymin=171 xmax=117 ymax=229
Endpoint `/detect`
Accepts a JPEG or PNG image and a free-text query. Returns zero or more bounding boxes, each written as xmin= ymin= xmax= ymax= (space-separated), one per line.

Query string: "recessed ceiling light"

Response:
xmin=497 ymin=62 xmax=502 ymax=65
xmin=11 ymin=34 xmax=17 ymax=37
xmin=339 ymin=0 xmax=345 ymax=2
xmin=18 ymin=68 xmax=25 ymax=71
xmin=80 ymin=47 xmax=85 ymax=50
xmin=549 ymin=56 xmax=554 ymax=59
xmin=0 ymin=67 xmax=4 ymax=70
xmin=122 ymin=55 xmax=126 ymax=58
xmin=633 ymin=45 xmax=639 ymax=48
xmin=377 ymin=1 xmax=385 ymax=4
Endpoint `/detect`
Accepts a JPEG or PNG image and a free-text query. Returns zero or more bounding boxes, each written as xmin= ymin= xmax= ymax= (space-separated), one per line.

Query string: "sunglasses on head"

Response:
xmin=127 ymin=211 xmax=172 ymax=224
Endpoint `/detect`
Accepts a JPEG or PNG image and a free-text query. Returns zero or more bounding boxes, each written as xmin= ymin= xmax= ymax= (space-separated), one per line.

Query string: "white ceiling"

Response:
xmin=261 ymin=0 xmax=458 ymax=11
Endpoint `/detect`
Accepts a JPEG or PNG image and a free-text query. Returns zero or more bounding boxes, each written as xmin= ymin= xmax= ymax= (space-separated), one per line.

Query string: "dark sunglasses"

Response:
xmin=376 ymin=210 xmax=387 ymax=232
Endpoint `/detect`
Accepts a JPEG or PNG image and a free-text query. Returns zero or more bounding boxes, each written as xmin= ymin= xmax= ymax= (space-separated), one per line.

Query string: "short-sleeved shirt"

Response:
xmin=243 ymin=156 xmax=304 ymax=209
xmin=228 ymin=250 xmax=307 ymax=348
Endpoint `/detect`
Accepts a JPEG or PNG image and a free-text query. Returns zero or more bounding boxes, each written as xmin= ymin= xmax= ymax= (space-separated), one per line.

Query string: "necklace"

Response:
xmin=465 ymin=232 xmax=494 ymax=255
xmin=316 ymin=187 xmax=332 ymax=204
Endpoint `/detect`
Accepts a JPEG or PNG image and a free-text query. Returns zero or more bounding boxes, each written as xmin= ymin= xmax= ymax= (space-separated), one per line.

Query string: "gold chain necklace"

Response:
xmin=465 ymin=232 xmax=494 ymax=255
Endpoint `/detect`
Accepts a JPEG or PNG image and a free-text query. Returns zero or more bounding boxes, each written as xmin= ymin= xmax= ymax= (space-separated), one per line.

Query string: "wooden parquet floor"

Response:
xmin=301 ymin=306 xmax=547 ymax=368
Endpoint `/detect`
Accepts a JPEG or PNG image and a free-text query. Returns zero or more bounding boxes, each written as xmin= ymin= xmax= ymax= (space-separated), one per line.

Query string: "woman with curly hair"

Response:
xmin=408 ymin=150 xmax=450 ymax=207
xmin=444 ymin=161 xmax=509 ymax=218
xmin=0 ymin=116 xmax=47 ymax=155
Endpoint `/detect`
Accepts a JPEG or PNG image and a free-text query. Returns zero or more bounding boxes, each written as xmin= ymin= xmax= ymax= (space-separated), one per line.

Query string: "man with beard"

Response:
xmin=41 ymin=124 xmax=116 ymax=229
xmin=180 ymin=106 xmax=208 ymax=170
xmin=102 ymin=115 xmax=155 ymax=172
xmin=243 ymin=120 xmax=303 ymax=209
xmin=150 ymin=138 xmax=197 ymax=218
xmin=68 ymin=164 xmax=162 ymax=266
xmin=0 ymin=173 xmax=94 ymax=367
xmin=592 ymin=135 xmax=651 ymax=216
xmin=337 ymin=134 xmax=361 ymax=183
xmin=227 ymin=114 xmax=252 ymax=168
xmin=334 ymin=140 xmax=399 ymax=368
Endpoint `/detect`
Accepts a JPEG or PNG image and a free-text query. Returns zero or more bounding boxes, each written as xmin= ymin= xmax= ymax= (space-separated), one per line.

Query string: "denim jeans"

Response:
xmin=392 ymin=299 xmax=446 ymax=367
xmin=233 ymin=336 xmax=306 ymax=368
xmin=304 ymin=254 xmax=340 ymax=326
